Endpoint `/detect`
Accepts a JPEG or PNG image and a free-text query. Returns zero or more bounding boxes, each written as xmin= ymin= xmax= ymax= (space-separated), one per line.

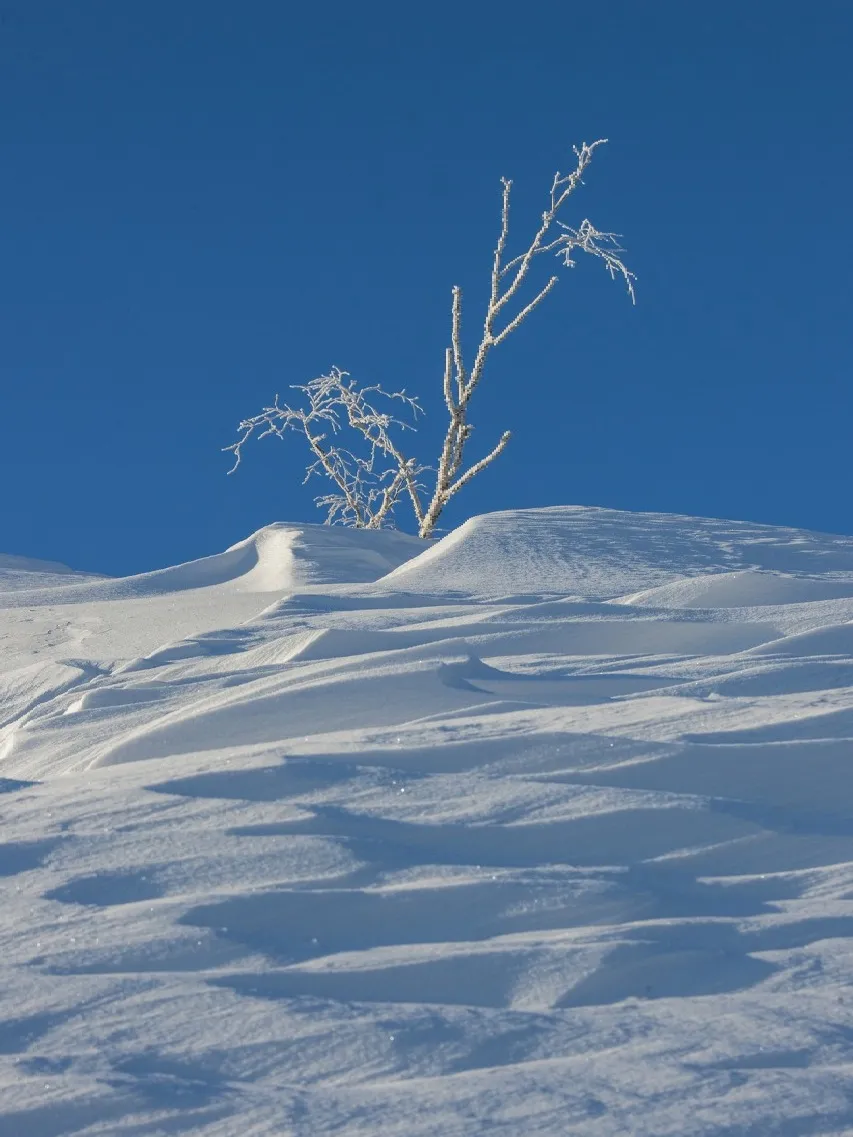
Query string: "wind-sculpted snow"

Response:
xmin=4 ymin=506 xmax=853 ymax=1135
xmin=0 ymin=552 xmax=106 ymax=594
xmin=383 ymin=505 xmax=853 ymax=597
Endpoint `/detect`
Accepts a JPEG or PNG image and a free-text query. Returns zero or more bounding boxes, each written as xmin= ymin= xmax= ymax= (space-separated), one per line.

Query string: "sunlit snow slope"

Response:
xmin=4 ymin=506 xmax=853 ymax=1136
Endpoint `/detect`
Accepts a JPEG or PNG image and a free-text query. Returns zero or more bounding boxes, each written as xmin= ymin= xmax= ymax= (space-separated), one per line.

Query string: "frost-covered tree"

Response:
xmin=227 ymin=368 xmax=426 ymax=529
xmin=227 ymin=139 xmax=634 ymax=539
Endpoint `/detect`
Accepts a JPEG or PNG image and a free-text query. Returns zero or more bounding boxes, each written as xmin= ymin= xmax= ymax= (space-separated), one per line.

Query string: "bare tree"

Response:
xmin=226 ymin=368 xmax=426 ymax=529
xmin=227 ymin=139 xmax=634 ymax=538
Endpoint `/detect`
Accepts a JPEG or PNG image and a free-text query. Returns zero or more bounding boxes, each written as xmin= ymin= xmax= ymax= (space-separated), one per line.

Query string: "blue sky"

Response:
xmin=2 ymin=1 xmax=852 ymax=575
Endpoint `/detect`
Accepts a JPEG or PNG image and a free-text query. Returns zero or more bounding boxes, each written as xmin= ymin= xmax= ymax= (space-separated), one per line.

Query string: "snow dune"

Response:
xmin=3 ymin=506 xmax=853 ymax=1135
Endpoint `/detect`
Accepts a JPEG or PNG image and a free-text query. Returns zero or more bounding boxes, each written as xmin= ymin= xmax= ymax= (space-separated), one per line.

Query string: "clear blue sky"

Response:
xmin=2 ymin=1 xmax=851 ymax=575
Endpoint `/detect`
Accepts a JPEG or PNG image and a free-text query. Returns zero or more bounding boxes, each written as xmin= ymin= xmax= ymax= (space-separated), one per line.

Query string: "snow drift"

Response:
xmin=3 ymin=505 xmax=853 ymax=1136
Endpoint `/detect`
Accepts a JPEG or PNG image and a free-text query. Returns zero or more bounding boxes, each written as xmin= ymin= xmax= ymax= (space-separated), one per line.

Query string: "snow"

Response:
xmin=3 ymin=505 xmax=853 ymax=1135
xmin=0 ymin=554 xmax=106 ymax=596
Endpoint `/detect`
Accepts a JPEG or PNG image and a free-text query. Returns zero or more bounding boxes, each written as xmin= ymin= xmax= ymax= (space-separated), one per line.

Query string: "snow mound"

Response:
xmin=4 ymin=522 xmax=425 ymax=605
xmin=125 ymin=522 xmax=424 ymax=594
xmin=622 ymin=569 xmax=853 ymax=609
xmin=0 ymin=552 xmax=106 ymax=594
xmin=749 ymin=620 xmax=853 ymax=656
xmin=0 ymin=552 xmax=82 ymax=574
xmin=382 ymin=505 xmax=853 ymax=599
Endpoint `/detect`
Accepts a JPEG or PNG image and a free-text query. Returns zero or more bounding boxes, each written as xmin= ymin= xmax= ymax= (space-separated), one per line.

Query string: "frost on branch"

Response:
xmin=226 ymin=140 xmax=634 ymax=537
xmin=415 ymin=138 xmax=634 ymax=538
xmin=225 ymin=368 xmax=426 ymax=529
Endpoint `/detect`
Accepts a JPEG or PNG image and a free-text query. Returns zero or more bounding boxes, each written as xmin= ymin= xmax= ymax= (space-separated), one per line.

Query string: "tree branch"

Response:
xmin=227 ymin=139 xmax=634 ymax=540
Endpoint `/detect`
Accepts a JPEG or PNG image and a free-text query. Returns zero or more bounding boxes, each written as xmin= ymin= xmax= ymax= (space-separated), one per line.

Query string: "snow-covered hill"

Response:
xmin=4 ymin=506 xmax=853 ymax=1135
